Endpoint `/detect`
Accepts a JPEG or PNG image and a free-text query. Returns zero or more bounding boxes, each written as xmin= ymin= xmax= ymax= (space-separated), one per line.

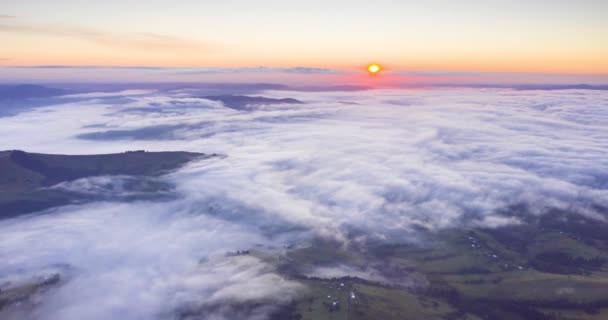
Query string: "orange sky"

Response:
xmin=1 ymin=1 xmax=607 ymax=75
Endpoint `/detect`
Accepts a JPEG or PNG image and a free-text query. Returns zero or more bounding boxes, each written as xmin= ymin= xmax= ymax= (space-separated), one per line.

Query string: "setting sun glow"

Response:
xmin=367 ymin=64 xmax=382 ymax=74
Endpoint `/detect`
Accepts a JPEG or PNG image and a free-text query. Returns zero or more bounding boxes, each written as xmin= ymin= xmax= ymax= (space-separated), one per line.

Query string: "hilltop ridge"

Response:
xmin=0 ymin=150 xmax=214 ymax=219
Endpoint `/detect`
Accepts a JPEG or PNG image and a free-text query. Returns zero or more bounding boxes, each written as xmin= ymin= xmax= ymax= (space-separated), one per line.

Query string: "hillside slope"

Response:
xmin=0 ymin=150 xmax=211 ymax=219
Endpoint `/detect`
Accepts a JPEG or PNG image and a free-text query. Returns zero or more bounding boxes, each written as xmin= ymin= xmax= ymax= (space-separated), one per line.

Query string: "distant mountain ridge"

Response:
xmin=0 ymin=84 xmax=69 ymax=101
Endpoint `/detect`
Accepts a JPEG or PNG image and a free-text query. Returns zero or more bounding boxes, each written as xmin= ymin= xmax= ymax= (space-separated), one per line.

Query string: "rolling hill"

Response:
xmin=0 ymin=150 xmax=212 ymax=219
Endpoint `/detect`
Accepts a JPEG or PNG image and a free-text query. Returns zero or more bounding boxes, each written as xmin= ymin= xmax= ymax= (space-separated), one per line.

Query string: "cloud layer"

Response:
xmin=0 ymin=202 xmax=301 ymax=320
xmin=0 ymin=87 xmax=607 ymax=319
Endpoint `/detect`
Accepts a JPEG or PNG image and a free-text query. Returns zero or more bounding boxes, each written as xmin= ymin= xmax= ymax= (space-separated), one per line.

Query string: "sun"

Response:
xmin=367 ymin=64 xmax=382 ymax=74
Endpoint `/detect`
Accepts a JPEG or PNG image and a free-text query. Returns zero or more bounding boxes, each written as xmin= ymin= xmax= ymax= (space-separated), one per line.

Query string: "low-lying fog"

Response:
xmin=1 ymin=87 xmax=607 ymax=319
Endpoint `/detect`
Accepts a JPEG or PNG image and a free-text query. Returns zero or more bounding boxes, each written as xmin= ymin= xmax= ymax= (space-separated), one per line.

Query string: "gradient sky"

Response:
xmin=1 ymin=0 xmax=607 ymax=83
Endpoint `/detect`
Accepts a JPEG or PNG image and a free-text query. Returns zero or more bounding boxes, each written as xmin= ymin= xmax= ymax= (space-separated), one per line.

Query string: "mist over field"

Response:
xmin=1 ymin=86 xmax=607 ymax=319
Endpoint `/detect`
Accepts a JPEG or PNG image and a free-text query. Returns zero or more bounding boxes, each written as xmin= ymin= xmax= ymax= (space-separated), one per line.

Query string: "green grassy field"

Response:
xmin=281 ymin=222 xmax=608 ymax=320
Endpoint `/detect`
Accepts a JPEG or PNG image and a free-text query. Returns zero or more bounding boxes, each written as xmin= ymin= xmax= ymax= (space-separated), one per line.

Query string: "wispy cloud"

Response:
xmin=0 ymin=17 xmax=211 ymax=52
xmin=5 ymin=65 xmax=347 ymax=75
xmin=11 ymin=65 xmax=165 ymax=70
xmin=396 ymin=70 xmax=485 ymax=76
xmin=153 ymin=66 xmax=348 ymax=75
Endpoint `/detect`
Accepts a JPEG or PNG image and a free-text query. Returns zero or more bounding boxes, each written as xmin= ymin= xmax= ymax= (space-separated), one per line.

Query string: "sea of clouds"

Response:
xmin=0 ymin=87 xmax=607 ymax=319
